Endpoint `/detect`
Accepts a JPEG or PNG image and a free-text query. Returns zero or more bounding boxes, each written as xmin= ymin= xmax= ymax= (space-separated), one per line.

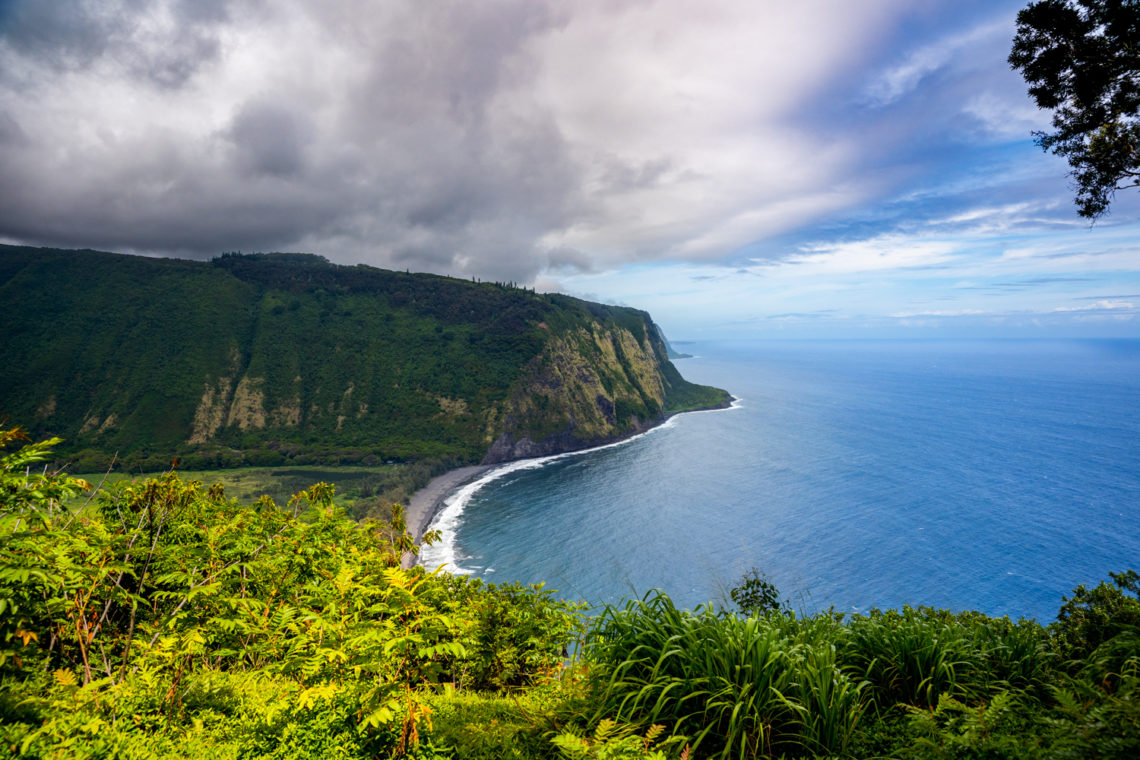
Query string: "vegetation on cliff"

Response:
xmin=0 ymin=245 xmax=729 ymax=473
xmin=1 ymin=428 xmax=1137 ymax=759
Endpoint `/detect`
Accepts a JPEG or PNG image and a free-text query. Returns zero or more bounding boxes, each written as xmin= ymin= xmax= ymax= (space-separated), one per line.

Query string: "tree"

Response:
xmin=1009 ymin=0 xmax=1140 ymax=218
xmin=729 ymin=566 xmax=786 ymax=617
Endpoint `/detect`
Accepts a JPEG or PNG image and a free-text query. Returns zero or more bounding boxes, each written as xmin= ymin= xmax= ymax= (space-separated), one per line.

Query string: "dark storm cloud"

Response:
xmin=597 ymin=156 xmax=677 ymax=194
xmin=0 ymin=0 xmax=582 ymax=278
xmin=0 ymin=110 xmax=26 ymax=145
xmin=0 ymin=0 xmax=129 ymax=69
xmin=227 ymin=99 xmax=313 ymax=179
xmin=6 ymin=0 xmax=1125 ymax=308
xmin=544 ymin=247 xmax=594 ymax=274
xmin=0 ymin=0 xmax=235 ymax=88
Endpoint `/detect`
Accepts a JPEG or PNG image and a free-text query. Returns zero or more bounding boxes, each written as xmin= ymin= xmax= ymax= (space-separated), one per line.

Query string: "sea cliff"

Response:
xmin=0 ymin=245 xmax=730 ymax=470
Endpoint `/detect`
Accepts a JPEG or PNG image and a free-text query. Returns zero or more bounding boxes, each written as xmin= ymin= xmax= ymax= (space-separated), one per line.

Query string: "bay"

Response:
xmin=420 ymin=340 xmax=1140 ymax=622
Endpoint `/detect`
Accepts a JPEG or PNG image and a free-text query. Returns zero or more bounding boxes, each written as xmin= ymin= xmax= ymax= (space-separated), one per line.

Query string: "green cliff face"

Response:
xmin=0 ymin=246 xmax=730 ymax=471
xmin=485 ymin=322 xmax=676 ymax=462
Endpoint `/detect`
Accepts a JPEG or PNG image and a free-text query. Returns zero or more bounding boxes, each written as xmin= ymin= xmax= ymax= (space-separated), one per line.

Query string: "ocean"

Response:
xmin=419 ymin=340 xmax=1140 ymax=622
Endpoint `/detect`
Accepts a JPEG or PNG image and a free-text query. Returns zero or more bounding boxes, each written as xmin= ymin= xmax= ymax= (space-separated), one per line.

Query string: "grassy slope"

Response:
xmin=1 ymin=247 xmax=257 ymax=456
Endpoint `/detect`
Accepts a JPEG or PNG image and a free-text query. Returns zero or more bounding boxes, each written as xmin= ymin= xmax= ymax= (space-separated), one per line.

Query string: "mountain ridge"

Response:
xmin=0 ymin=245 xmax=730 ymax=471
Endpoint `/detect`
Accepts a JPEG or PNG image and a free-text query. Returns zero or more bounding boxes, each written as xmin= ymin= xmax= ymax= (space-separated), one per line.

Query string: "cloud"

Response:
xmin=0 ymin=0 xmax=580 ymax=280
xmin=863 ymin=21 xmax=1007 ymax=106
xmin=1050 ymin=298 xmax=1138 ymax=323
xmin=765 ymin=310 xmax=839 ymax=320
xmin=0 ymin=0 xmax=917 ymax=280
xmin=962 ymin=91 xmax=1047 ymax=140
xmin=543 ymin=246 xmax=595 ymax=274
xmin=1051 ymin=300 xmax=1134 ymax=313
xmin=0 ymin=0 xmax=235 ymax=88
xmin=1073 ymin=294 xmax=1140 ymax=300
xmin=226 ymin=99 xmax=313 ymax=178
xmin=859 ymin=11 xmax=1049 ymax=143
xmin=774 ymin=234 xmax=960 ymax=275
xmin=0 ymin=0 xmax=1133 ymax=342
xmin=890 ymin=309 xmax=987 ymax=317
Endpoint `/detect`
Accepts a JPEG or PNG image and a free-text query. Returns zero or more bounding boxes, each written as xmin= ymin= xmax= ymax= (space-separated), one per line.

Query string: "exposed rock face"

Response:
xmin=173 ymin=316 xmax=684 ymax=465
xmin=189 ymin=377 xmax=234 ymax=444
xmin=226 ymin=376 xmax=268 ymax=431
xmin=480 ymin=324 xmax=680 ymax=463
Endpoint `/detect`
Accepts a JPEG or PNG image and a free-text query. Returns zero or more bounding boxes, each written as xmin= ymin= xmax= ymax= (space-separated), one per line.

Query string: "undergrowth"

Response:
xmin=2 ymin=425 xmax=1137 ymax=758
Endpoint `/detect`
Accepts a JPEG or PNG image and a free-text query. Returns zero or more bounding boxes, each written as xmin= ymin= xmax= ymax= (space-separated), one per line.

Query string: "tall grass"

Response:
xmin=579 ymin=595 xmax=1054 ymax=759
xmin=581 ymin=592 xmax=864 ymax=759
xmin=795 ymin=643 xmax=867 ymax=756
xmin=842 ymin=609 xmax=967 ymax=709
xmin=840 ymin=607 xmax=1051 ymax=710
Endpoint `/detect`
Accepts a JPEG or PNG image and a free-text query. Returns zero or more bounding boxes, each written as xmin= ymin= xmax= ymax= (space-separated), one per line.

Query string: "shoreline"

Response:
xmin=402 ymin=464 xmax=493 ymax=568
xmin=403 ymin=397 xmax=737 ymax=569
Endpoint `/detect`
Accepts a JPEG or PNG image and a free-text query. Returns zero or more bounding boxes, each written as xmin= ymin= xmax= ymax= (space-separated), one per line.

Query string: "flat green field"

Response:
xmin=72 ymin=462 xmax=445 ymax=521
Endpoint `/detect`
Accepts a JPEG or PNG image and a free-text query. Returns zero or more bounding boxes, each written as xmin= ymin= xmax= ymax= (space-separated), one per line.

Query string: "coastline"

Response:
xmin=402 ymin=464 xmax=493 ymax=568
xmin=404 ymin=397 xmax=738 ymax=570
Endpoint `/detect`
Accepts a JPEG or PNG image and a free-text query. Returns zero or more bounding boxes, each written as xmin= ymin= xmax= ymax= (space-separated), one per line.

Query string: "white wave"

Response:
xmin=419 ymin=414 xmax=685 ymax=573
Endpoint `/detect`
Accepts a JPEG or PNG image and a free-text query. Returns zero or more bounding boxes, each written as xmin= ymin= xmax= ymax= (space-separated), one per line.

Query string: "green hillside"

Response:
xmin=0 ymin=245 xmax=729 ymax=471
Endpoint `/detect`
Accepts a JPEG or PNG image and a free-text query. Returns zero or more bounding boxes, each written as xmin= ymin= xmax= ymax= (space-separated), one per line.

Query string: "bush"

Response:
xmin=729 ymin=567 xmax=785 ymax=617
xmin=442 ymin=576 xmax=585 ymax=692
xmin=1052 ymin=569 xmax=1140 ymax=663
xmin=552 ymin=721 xmax=679 ymax=760
xmin=904 ymin=691 xmax=1043 ymax=759
xmin=428 ymin=689 xmax=558 ymax=760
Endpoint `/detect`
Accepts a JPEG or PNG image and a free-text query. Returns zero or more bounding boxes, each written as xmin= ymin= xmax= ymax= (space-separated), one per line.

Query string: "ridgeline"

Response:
xmin=0 ymin=245 xmax=730 ymax=472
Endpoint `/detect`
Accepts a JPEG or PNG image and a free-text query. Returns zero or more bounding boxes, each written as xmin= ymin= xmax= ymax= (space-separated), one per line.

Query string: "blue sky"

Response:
xmin=0 ymin=0 xmax=1137 ymax=338
xmin=546 ymin=0 xmax=1140 ymax=339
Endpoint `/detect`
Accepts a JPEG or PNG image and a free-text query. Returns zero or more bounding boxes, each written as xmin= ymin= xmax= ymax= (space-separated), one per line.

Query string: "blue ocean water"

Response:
xmin=420 ymin=340 xmax=1140 ymax=622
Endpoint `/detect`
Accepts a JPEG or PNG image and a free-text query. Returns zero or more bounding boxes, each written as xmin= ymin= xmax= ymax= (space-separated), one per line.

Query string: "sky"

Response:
xmin=0 ymin=0 xmax=1137 ymax=339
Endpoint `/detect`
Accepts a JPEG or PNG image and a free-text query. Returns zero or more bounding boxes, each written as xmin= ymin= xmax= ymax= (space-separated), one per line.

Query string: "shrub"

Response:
xmin=428 ymin=689 xmax=558 ymax=760
xmin=1052 ymin=569 xmax=1140 ymax=663
xmin=728 ymin=567 xmax=786 ymax=617
xmin=442 ymin=576 xmax=585 ymax=692
xmin=905 ymin=691 xmax=1043 ymax=759
xmin=552 ymin=721 xmax=679 ymax=760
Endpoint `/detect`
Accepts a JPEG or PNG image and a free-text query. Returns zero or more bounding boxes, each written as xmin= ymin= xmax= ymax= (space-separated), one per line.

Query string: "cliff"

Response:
xmin=0 ymin=245 xmax=730 ymax=471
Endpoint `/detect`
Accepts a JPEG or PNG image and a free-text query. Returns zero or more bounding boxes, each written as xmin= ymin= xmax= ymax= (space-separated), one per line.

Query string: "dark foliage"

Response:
xmin=1052 ymin=568 xmax=1140 ymax=662
xmin=1010 ymin=0 xmax=1140 ymax=218
xmin=729 ymin=566 xmax=786 ymax=617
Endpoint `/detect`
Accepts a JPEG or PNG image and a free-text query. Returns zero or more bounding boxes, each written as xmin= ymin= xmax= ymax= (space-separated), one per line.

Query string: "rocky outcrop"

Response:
xmin=480 ymin=321 xmax=684 ymax=463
